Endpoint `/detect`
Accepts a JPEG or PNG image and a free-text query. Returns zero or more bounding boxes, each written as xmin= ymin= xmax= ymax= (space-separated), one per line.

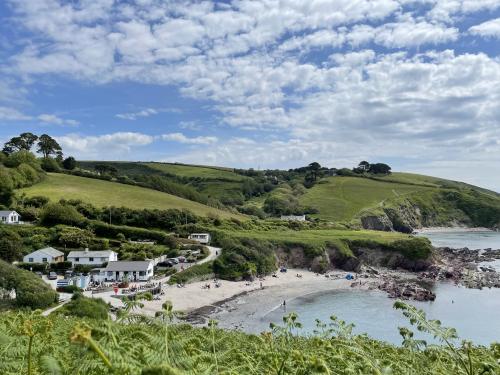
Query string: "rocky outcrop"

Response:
xmin=361 ymin=215 xmax=394 ymax=231
xmin=378 ymin=280 xmax=436 ymax=301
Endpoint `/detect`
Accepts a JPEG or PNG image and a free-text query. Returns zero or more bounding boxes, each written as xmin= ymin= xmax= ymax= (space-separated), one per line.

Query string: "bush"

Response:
xmin=0 ymin=259 xmax=59 ymax=309
xmin=56 ymin=293 xmax=109 ymax=319
xmin=49 ymin=261 xmax=73 ymax=272
xmin=40 ymin=203 xmax=86 ymax=226
xmin=40 ymin=157 xmax=60 ymax=172
xmin=17 ymin=262 xmax=48 ymax=273
xmin=0 ymin=227 xmax=23 ymax=262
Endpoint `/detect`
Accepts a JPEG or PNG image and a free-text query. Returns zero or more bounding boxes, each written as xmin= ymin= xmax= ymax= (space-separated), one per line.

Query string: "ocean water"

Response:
xmin=253 ymin=231 xmax=500 ymax=345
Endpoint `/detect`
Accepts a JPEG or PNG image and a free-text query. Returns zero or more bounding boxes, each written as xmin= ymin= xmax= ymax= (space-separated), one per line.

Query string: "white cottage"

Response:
xmin=188 ymin=233 xmax=211 ymax=244
xmin=67 ymin=249 xmax=117 ymax=267
xmin=0 ymin=210 xmax=21 ymax=225
xmin=23 ymin=247 xmax=65 ymax=264
xmin=100 ymin=261 xmax=154 ymax=282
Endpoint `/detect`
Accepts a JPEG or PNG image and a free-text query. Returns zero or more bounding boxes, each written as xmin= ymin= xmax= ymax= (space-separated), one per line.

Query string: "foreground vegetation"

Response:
xmin=0 ymin=301 xmax=498 ymax=374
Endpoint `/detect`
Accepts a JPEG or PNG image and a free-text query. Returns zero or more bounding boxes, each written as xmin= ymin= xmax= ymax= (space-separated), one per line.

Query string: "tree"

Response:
xmin=307 ymin=162 xmax=322 ymax=182
xmin=94 ymin=164 xmax=118 ymax=176
xmin=63 ymin=156 xmax=77 ymax=170
xmin=37 ymin=134 xmax=62 ymax=158
xmin=369 ymin=163 xmax=392 ymax=175
xmin=2 ymin=133 xmax=38 ymax=155
xmin=0 ymin=227 xmax=23 ymax=262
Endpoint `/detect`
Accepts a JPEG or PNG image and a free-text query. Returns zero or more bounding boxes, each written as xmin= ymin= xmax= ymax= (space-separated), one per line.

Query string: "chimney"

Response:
xmin=85 ymin=248 xmax=89 ymax=253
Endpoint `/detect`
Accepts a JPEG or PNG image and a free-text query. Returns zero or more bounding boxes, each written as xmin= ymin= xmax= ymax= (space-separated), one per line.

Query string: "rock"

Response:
xmin=361 ymin=215 xmax=394 ymax=231
xmin=378 ymin=280 xmax=436 ymax=302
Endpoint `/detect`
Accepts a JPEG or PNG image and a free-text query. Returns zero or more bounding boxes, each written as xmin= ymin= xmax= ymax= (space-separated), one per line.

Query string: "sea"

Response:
xmin=254 ymin=230 xmax=500 ymax=345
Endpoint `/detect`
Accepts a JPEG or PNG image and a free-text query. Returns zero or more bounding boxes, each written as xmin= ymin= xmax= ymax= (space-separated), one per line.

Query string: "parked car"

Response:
xmin=65 ymin=270 xmax=73 ymax=278
xmin=168 ymin=258 xmax=179 ymax=264
xmin=35 ymin=271 xmax=43 ymax=278
xmin=48 ymin=272 xmax=58 ymax=280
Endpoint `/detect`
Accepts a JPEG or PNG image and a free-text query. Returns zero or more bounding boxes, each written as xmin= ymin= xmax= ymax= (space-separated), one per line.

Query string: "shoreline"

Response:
xmin=135 ymin=269 xmax=370 ymax=318
xmin=415 ymin=227 xmax=495 ymax=234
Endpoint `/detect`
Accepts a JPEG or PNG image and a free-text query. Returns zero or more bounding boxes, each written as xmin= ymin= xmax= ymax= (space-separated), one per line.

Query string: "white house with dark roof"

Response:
xmin=67 ymin=249 xmax=117 ymax=266
xmin=23 ymin=247 xmax=65 ymax=264
xmin=97 ymin=261 xmax=154 ymax=282
xmin=0 ymin=210 xmax=21 ymax=225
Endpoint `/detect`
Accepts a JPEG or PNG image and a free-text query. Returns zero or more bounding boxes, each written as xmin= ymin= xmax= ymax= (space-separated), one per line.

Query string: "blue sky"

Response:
xmin=0 ymin=0 xmax=499 ymax=192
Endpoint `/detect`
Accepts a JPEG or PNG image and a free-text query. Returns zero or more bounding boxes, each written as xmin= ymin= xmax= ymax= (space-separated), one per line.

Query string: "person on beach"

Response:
xmin=283 ymin=300 xmax=286 ymax=311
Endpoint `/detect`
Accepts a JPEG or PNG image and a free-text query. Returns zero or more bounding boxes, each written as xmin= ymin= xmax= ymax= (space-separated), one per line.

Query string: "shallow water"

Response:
xmin=246 ymin=231 xmax=500 ymax=345
xmin=418 ymin=230 xmax=500 ymax=249
xmin=255 ymin=283 xmax=500 ymax=345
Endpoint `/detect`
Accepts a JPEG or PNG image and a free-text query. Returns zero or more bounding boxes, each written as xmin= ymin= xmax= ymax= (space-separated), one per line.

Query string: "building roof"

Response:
xmin=67 ymin=250 xmax=115 ymax=258
xmin=0 ymin=210 xmax=18 ymax=216
xmin=104 ymin=261 xmax=152 ymax=272
xmin=25 ymin=247 xmax=64 ymax=258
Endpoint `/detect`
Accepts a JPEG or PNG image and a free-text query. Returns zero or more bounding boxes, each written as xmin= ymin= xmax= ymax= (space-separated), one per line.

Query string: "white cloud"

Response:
xmin=116 ymin=108 xmax=158 ymax=120
xmin=0 ymin=106 xmax=32 ymax=121
xmin=57 ymin=132 xmax=154 ymax=158
xmin=38 ymin=114 xmax=79 ymax=126
xmin=161 ymin=133 xmax=218 ymax=145
xmin=469 ymin=18 xmax=500 ymax=38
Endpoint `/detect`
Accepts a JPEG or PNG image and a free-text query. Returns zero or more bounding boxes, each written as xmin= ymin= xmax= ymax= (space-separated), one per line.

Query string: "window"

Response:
xmin=42 ymin=258 xmax=47 ymax=262
xmin=89 ymin=257 xmax=94 ymax=262
xmin=101 ymin=257 xmax=107 ymax=261
xmin=75 ymin=257 xmax=79 ymax=262
xmin=107 ymin=271 xmax=113 ymax=276
xmin=1 ymin=217 xmax=6 ymax=222
xmin=29 ymin=258 xmax=34 ymax=262
xmin=139 ymin=271 xmax=145 ymax=276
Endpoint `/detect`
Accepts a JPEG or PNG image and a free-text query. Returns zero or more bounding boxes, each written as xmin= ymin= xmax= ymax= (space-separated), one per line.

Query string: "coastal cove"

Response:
xmin=207 ymin=230 xmax=500 ymax=345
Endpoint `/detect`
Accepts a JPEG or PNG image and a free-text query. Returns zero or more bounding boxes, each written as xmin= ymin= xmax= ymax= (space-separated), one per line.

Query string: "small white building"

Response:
xmin=98 ymin=261 xmax=154 ymax=282
xmin=0 ymin=210 xmax=21 ymax=225
xmin=188 ymin=233 xmax=211 ymax=244
xmin=23 ymin=247 xmax=65 ymax=264
xmin=67 ymin=249 xmax=117 ymax=267
xmin=280 ymin=215 xmax=306 ymax=222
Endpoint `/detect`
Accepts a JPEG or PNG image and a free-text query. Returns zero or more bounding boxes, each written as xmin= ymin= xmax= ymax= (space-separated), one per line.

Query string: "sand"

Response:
xmin=137 ymin=269 xmax=369 ymax=320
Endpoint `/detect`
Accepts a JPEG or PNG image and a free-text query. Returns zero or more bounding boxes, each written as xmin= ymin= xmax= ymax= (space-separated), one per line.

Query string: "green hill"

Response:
xmin=300 ymin=173 xmax=500 ymax=230
xmin=19 ymin=173 xmax=244 ymax=220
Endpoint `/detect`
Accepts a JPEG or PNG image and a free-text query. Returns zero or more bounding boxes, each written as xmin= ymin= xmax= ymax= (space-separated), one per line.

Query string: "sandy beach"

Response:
xmin=137 ymin=269 xmax=366 ymax=319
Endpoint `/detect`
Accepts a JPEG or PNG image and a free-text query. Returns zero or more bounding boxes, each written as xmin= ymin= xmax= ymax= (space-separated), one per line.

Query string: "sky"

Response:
xmin=0 ymin=0 xmax=499 ymax=192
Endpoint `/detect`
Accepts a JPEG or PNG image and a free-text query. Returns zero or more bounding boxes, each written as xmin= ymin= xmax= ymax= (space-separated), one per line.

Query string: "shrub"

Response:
xmin=0 ymin=227 xmax=23 ymax=262
xmin=0 ymin=260 xmax=59 ymax=309
xmin=17 ymin=262 xmax=48 ymax=273
xmin=57 ymin=293 xmax=109 ymax=319
xmin=169 ymin=261 xmax=214 ymax=284
xmin=40 ymin=157 xmax=60 ymax=172
xmin=40 ymin=203 xmax=86 ymax=226
xmin=49 ymin=261 xmax=73 ymax=272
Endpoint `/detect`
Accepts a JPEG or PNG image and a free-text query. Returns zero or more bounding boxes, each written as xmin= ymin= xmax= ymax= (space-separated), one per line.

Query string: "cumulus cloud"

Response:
xmin=38 ymin=114 xmax=79 ymax=126
xmin=0 ymin=106 xmax=32 ymax=121
xmin=3 ymin=0 xmax=500 ymax=190
xmin=161 ymin=133 xmax=218 ymax=145
xmin=57 ymin=132 xmax=154 ymax=158
xmin=469 ymin=18 xmax=500 ymax=38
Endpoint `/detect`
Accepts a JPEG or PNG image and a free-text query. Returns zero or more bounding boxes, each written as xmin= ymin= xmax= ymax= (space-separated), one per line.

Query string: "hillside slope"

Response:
xmin=300 ymin=173 xmax=500 ymax=230
xmin=19 ymin=173 xmax=244 ymax=220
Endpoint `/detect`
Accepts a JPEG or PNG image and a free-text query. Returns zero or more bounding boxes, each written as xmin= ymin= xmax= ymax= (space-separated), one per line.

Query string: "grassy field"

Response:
xmin=300 ymin=176 xmax=434 ymax=222
xmin=145 ymin=162 xmax=244 ymax=181
xmin=226 ymin=227 xmax=409 ymax=246
xmin=20 ymin=173 xmax=245 ymax=219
